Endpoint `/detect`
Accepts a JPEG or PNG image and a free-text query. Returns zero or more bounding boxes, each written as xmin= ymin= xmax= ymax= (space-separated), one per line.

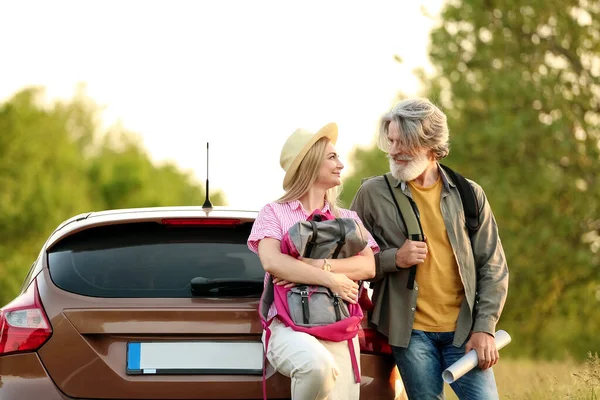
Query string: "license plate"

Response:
xmin=126 ymin=341 xmax=264 ymax=375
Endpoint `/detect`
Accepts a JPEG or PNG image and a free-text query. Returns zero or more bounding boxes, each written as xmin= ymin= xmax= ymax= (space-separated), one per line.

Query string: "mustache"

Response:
xmin=387 ymin=154 xmax=414 ymax=162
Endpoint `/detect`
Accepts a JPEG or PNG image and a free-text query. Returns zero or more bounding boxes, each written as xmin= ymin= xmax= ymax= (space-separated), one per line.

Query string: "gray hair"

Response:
xmin=377 ymin=98 xmax=450 ymax=160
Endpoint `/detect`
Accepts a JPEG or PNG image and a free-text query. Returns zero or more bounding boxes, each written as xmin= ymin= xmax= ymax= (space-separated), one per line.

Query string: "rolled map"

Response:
xmin=442 ymin=330 xmax=512 ymax=384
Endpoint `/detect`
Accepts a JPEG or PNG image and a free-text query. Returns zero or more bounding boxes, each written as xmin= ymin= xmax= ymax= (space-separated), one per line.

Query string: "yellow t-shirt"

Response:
xmin=408 ymin=177 xmax=465 ymax=332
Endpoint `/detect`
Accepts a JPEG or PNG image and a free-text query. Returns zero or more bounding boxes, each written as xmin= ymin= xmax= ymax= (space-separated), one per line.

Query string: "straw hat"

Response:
xmin=280 ymin=122 xmax=338 ymax=190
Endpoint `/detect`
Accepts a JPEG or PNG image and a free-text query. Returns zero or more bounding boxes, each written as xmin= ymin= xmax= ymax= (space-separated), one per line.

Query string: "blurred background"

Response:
xmin=1 ymin=0 xmax=599 ymax=397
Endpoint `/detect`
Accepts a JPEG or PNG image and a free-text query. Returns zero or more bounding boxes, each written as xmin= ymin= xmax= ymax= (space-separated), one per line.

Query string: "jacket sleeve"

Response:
xmin=469 ymin=182 xmax=510 ymax=335
xmin=350 ymin=180 xmax=400 ymax=282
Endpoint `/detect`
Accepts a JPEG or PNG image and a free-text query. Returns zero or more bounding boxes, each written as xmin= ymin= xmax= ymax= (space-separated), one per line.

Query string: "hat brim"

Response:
xmin=282 ymin=122 xmax=338 ymax=190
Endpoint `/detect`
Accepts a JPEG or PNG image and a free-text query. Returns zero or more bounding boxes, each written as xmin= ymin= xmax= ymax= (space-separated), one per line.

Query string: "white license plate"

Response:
xmin=126 ymin=341 xmax=264 ymax=375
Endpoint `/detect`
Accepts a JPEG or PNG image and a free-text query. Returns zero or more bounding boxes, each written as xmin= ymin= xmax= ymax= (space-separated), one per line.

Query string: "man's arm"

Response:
xmin=469 ymin=182 xmax=510 ymax=335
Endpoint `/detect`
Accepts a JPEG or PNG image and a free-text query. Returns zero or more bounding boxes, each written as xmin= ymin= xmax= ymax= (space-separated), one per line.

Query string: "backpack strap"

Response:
xmin=262 ymin=324 xmax=272 ymax=400
xmin=331 ymin=218 xmax=347 ymax=259
xmin=383 ymin=173 xmax=424 ymax=290
xmin=260 ymin=274 xmax=275 ymax=400
xmin=303 ymin=219 xmax=319 ymax=257
xmin=348 ymin=338 xmax=361 ymax=383
xmin=439 ymin=164 xmax=480 ymax=236
xmin=299 ymin=285 xmax=310 ymax=324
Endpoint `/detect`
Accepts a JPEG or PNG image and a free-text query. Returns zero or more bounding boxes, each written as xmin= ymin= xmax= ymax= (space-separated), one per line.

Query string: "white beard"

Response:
xmin=388 ymin=153 xmax=431 ymax=182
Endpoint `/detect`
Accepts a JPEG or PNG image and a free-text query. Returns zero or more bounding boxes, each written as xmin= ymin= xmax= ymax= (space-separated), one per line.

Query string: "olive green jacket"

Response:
xmin=350 ymin=166 xmax=509 ymax=348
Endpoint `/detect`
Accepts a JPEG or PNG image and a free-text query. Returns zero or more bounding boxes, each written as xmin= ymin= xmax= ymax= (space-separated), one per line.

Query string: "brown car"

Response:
xmin=0 ymin=207 xmax=402 ymax=399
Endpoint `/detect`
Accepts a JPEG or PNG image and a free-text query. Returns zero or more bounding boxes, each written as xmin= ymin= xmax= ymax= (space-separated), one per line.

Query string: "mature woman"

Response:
xmin=247 ymin=122 xmax=379 ymax=400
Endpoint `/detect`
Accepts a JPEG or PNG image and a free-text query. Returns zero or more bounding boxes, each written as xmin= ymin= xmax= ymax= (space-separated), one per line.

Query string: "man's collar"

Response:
xmin=387 ymin=172 xmax=403 ymax=189
xmin=437 ymin=163 xmax=456 ymax=190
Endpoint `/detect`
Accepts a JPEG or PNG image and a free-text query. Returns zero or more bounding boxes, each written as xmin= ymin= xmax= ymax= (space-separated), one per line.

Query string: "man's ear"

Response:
xmin=427 ymin=149 xmax=436 ymax=161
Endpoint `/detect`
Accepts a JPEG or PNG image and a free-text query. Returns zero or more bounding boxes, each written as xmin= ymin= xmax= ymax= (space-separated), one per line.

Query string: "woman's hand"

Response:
xmin=327 ymin=273 xmax=359 ymax=304
xmin=272 ymin=276 xmax=296 ymax=288
xmin=300 ymin=257 xmax=359 ymax=303
xmin=271 ymin=257 xmax=320 ymax=288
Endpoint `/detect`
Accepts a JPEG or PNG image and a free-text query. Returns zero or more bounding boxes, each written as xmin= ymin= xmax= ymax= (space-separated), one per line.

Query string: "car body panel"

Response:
xmin=1 ymin=207 xmax=399 ymax=399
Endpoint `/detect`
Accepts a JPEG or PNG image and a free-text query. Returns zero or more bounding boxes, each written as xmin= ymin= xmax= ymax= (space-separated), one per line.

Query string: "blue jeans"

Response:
xmin=392 ymin=330 xmax=499 ymax=400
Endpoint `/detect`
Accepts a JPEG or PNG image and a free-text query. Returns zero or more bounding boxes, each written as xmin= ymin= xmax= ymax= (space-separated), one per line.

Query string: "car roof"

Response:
xmin=44 ymin=206 xmax=259 ymax=251
xmin=88 ymin=206 xmax=258 ymax=218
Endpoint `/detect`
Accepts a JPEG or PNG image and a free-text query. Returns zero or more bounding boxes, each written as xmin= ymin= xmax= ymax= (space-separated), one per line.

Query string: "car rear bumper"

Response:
xmin=0 ymin=352 xmax=397 ymax=400
xmin=0 ymin=353 xmax=69 ymax=400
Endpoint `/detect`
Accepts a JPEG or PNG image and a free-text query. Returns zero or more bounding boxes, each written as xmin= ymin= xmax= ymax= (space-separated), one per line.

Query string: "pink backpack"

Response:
xmin=259 ymin=210 xmax=368 ymax=398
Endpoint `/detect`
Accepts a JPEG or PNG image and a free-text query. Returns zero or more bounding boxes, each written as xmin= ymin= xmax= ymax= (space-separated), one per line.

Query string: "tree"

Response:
xmin=0 ymin=87 xmax=224 ymax=306
xmin=341 ymin=0 xmax=600 ymax=359
xmin=0 ymin=88 xmax=95 ymax=304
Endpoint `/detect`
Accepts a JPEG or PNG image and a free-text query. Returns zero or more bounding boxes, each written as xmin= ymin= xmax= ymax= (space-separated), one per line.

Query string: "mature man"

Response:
xmin=351 ymin=98 xmax=509 ymax=400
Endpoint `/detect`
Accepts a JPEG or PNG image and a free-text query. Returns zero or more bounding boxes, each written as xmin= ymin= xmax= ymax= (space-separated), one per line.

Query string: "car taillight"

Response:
xmin=358 ymin=287 xmax=374 ymax=311
xmin=359 ymin=327 xmax=392 ymax=355
xmin=0 ymin=280 xmax=52 ymax=356
xmin=161 ymin=218 xmax=241 ymax=226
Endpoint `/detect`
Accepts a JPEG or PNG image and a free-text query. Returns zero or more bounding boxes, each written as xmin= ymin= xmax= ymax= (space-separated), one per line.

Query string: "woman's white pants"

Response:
xmin=263 ymin=318 xmax=360 ymax=400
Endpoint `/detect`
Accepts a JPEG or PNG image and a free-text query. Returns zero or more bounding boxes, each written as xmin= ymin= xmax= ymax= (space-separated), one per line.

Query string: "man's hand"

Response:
xmin=465 ymin=332 xmax=499 ymax=370
xmin=395 ymin=239 xmax=428 ymax=268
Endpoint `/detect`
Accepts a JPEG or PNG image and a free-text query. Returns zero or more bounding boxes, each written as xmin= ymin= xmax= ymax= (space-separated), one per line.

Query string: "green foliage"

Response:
xmin=444 ymin=356 xmax=600 ymax=399
xmin=0 ymin=87 xmax=224 ymax=306
xmin=340 ymin=146 xmax=389 ymax=207
xmin=342 ymin=0 xmax=600 ymax=359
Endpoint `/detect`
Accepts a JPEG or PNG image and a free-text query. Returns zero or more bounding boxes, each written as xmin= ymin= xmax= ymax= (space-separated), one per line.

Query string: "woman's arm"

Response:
xmin=258 ymin=238 xmax=332 ymax=286
xmin=257 ymin=238 xmax=359 ymax=303
xmin=301 ymin=246 xmax=376 ymax=281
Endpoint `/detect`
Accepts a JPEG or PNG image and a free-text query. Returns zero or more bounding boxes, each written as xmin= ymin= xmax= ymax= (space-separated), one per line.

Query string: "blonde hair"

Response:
xmin=277 ymin=137 xmax=341 ymax=215
xmin=378 ymin=98 xmax=450 ymax=160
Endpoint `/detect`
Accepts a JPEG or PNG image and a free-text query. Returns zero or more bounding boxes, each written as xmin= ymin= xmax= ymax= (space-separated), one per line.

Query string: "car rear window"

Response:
xmin=47 ymin=221 xmax=265 ymax=298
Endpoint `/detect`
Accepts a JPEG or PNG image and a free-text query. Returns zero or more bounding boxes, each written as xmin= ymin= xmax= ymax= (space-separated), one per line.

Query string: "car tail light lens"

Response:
xmin=161 ymin=218 xmax=241 ymax=226
xmin=359 ymin=327 xmax=392 ymax=355
xmin=357 ymin=288 xmax=374 ymax=311
xmin=0 ymin=280 xmax=52 ymax=356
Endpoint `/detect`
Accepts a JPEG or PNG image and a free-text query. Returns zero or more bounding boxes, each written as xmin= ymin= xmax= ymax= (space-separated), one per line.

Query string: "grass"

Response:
xmin=442 ymin=352 xmax=600 ymax=400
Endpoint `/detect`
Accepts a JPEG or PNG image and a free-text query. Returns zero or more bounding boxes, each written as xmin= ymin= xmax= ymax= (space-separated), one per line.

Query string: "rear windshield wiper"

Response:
xmin=191 ymin=277 xmax=264 ymax=297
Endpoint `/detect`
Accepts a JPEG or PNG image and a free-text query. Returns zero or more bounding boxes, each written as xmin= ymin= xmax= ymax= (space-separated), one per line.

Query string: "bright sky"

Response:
xmin=0 ymin=0 xmax=445 ymax=210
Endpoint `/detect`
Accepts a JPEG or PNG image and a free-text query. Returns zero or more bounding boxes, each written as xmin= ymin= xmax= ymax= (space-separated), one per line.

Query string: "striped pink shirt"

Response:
xmin=248 ymin=200 xmax=380 ymax=254
xmin=248 ymin=200 xmax=380 ymax=320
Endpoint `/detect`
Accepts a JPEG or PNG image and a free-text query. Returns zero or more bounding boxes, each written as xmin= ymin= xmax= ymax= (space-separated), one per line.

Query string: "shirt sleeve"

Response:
xmin=344 ymin=209 xmax=380 ymax=254
xmin=247 ymin=203 xmax=284 ymax=254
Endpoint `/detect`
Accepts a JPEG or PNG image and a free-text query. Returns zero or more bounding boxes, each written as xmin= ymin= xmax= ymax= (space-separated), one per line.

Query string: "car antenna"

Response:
xmin=202 ymin=142 xmax=213 ymax=212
